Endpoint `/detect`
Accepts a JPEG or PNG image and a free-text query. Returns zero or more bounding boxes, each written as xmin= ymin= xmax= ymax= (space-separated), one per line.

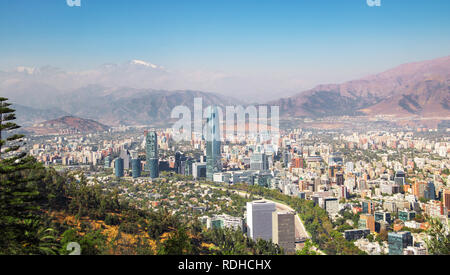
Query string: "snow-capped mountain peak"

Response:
xmin=15 ymin=66 xmax=36 ymax=74
xmin=130 ymin=59 xmax=159 ymax=69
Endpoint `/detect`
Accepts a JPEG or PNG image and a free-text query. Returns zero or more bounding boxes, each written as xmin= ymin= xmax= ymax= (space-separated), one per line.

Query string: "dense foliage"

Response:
xmin=1 ymin=162 xmax=284 ymax=255
xmin=425 ymin=218 xmax=450 ymax=255
xmin=0 ymin=97 xmax=283 ymax=255
xmin=216 ymin=183 xmax=367 ymax=255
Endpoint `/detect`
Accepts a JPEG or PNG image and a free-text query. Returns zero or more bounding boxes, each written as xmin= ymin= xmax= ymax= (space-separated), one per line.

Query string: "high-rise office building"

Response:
xmin=412 ymin=181 xmax=427 ymax=199
xmin=246 ymin=201 xmax=276 ymax=241
xmin=395 ymin=170 xmax=406 ymax=179
xmin=291 ymin=157 xmax=304 ymax=169
xmin=205 ymin=106 xmax=221 ymax=180
xmin=336 ymin=173 xmax=344 ymax=185
xmin=176 ymin=153 xmax=188 ymax=175
xmin=338 ymin=185 xmax=348 ymax=199
xmin=374 ymin=211 xmax=391 ymax=224
xmin=158 ymin=160 xmax=170 ymax=172
xmin=272 ymin=211 xmax=296 ymax=254
xmin=114 ymin=157 xmax=124 ymax=178
xmin=119 ymin=149 xmax=131 ymax=170
xmin=175 ymin=151 xmax=183 ymax=174
xmin=443 ymin=189 xmax=450 ymax=211
xmin=388 ymin=231 xmax=413 ymax=255
xmin=344 ymin=229 xmax=370 ymax=241
xmin=208 ymin=214 xmax=244 ymax=231
xmin=425 ymin=181 xmax=436 ymax=200
xmin=362 ymin=201 xmax=374 ymax=214
xmin=131 ymin=158 xmax=141 ymax=178
xmin=324 ymin=197 xmax=339 ymax=215
xmin=399 ymin=210 xmax=416 ymax=222
xmin=283 ymin=151 xmax=291 ymax=167
xmin=184 ymin=158 xmax=194 ymax=176
xmin=394 ymin=170 xmax=406 ymax=193
xmin=359 ymin=214 xmax=375 ymax=233
xmin=394 ymin=177 xmax=405 ymax=193
xmin=104 ymin=155 xmax=111 ymax=168
xmin=192 ymin=162 xmax=207 ymax=179
xmin=328 ymin=152 xmax=343 ymax=178
xmin=146 ymin=131 xmax=159 ymax=178
xmin=413 ymin=181 xmax=436 ymax=200
xmin=250 ymin=153 xmax=268 ymax=171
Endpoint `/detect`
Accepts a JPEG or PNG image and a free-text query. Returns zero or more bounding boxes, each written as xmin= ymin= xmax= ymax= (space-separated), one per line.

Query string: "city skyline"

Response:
xmin=0 ymin=0 xmax=449 ymax=259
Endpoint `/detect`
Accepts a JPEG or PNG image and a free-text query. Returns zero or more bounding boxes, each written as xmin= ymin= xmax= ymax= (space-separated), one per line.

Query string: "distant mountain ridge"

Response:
xmin=13 ymin=104 xmax=70 ymax=127
xmin=360 ymin=79 xmax=449 ymax=117
xmin=51 ymin=88 xmax=242 ymax=126
xmin=271 ymin=56 xmax=450 ymax=118
xmin=3 ymin=56 xmax=450 ymax=127
xmin=4 ymin=84 xmax=242 ymax=126
xmin=26 ymin=116 xmax=110 ymax=135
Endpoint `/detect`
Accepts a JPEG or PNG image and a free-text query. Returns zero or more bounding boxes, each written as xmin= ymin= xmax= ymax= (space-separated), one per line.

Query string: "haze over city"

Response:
xmin=1 ymin=0 xmax=450 ymax=102
xmin=0 ymin=0 xmax=449 ymax=261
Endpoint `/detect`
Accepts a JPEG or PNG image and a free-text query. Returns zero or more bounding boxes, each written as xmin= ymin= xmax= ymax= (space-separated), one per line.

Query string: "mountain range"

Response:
xmin=1 ymin=56 xmax=449 ymax=127
xmin=11 ymin=87 xmax=241 ymax=127
xmin=271 ymin=56 xmax=450 ymax=118
xmin=24 ymin=116 xmax=110 ymax=135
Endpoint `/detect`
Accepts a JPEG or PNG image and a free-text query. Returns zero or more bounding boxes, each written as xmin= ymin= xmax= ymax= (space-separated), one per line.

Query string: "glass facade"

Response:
xmin=362 ymin=201 xmax=368 ymax=213
xmin=374 ymin=211 xmax=391 ymax=224
xmin=425 ymin=181 xmax=436 ymax=200
xmin=131 ymin=158 xmax=141 ymax=178
xmin=104 ymin=156 xmax=111 ymax=168
xmin=205 ymin=106 xmax=221 ymax=180
xmin=211 ymin=219 xmax=224 ymax=229
xmin=146 ymin=131 xmax=159 ymax=178
xmin=119 ymin=149 xmax=131 ymax=170
xmin=362 ymin=201 xmax=373 ymax=214
xmin=114 ymin=157 xmax=124 ymax=178
xmin=255 ymin=173 xmax=271 ymax=188
xmin=399 ymin=210 xmax=416 ymax=222
xmin=185 ymin=158 xmax=194 ymax=176
xmin=388 ymin=232 xmax=413 ymax=255
xmin=344 ymin=229 xmax=370 ymax=241
xmin=175 ymin=151 xmax=183 ymax=174
xmin=250 ymin=153 xmax=268 ymax=171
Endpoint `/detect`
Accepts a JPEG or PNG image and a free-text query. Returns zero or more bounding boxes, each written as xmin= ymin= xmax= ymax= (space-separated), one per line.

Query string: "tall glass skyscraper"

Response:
xmin=388 ymin=231 xmax=413 ymax=255
xmin=131 ymin=158 xmax=141 ymax=178
xmin=175 ymin=151 xmax=183 ymax=174
xmin=114 ymin=157 xmax=124 ymax=178
xmin=250 ymin=153 xmax=268 ymax=171
xmin=146 ymin=131 xmax=159 ymax=178
xmin=246 ymin=201 xmax=276 ymax=241
xmin=205 ymin=106 xmax=221 ymax=180
xmin=104 ymin=155 xmax=111 ymax=168
xmin=425 ymin=181 xmax=436 ymax=200
xmin=119 ymin=149 xmax=131 ymax=170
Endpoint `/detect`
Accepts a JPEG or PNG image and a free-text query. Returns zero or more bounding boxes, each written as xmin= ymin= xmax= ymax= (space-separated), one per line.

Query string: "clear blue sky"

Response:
xmin=1 ymin=0 xmax=450 ymax=77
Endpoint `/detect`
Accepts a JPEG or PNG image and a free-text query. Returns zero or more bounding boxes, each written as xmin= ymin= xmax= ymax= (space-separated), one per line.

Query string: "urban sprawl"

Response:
xmin=26 ymin=111 xmax=450 ymax=255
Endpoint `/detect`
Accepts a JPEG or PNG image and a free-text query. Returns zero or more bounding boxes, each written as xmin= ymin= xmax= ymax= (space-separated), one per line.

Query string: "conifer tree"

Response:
xmin=0 ymin=97 xmax=47 ymax=254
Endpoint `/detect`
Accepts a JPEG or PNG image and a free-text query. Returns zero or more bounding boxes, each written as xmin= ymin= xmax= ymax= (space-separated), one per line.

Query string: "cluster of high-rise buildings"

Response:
xmin=26 ymin=113 xmax=449 ymax=255
xmin=246 ymin=201 xmax=296 ymax=254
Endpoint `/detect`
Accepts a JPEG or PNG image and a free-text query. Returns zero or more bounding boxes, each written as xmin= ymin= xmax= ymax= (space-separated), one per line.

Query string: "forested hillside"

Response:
xmin=0 ymin=96 xmax=282 ymax=255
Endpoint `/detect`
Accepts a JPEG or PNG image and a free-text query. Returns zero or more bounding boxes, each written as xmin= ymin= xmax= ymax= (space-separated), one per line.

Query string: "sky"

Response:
xmin=1 ymin=0 xmax=450 ymax=101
